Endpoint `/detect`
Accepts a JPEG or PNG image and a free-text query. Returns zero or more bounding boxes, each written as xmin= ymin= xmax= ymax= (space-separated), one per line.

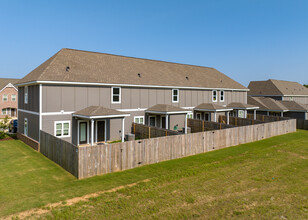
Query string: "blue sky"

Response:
xmin=0 ymin=0 xmax=307 ymax=86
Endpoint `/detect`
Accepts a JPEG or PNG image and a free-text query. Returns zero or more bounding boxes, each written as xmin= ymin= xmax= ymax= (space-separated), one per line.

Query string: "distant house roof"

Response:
xmin=248 ymin=79 xmax=308 ymax=96
xmin=227 ymin=102 xmax=259 ymax=110
xmin=194 ymin=103 xmax=233 ymax=112
xmin=247 ymin=96 xmax=308 ymax=112
xmin=146 ymin=104 xmax=190 ymax=114
xmin=0 ymin=78 xmax=19 ymax=91
xmin=73 ymin=106 xmax=130 ymax=119
xmin=247 ymin=97 xmax=288 ymax=111
xmin=17 ymin=48 xmax=247 ymax=90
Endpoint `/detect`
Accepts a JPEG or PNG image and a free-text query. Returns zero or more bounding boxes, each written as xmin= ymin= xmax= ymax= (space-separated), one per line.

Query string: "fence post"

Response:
xmin=235 ymin=118 xmax=237 ymax=126
xmin=202 ymin=121 xmax=205 ymax=132
xmin=133 ymin=123 xmax=136 ymax=134
xmin=149 ymin=127 xmax=151 ymax=139
xmin=220 ymin=124 xmax=221 ymax=130
xmin=165 ymin=130 xmax=167 ymax=136
xmin=262 ymin=115 xmax=264 ymax=121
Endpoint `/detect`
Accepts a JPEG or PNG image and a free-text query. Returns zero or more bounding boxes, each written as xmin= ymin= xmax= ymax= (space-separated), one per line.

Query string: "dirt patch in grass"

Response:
xmin=4 ymin=179 xmax=150 ymax=220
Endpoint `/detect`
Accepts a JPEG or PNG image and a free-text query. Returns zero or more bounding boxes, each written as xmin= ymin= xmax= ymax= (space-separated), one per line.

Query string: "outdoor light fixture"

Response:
xmin=66 ymin=66 xmax=70 ymax=72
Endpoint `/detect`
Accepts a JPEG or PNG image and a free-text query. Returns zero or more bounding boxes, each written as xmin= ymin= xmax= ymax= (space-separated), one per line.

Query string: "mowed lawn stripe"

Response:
xmin=0 ymin=130 xmax=307 ymax=219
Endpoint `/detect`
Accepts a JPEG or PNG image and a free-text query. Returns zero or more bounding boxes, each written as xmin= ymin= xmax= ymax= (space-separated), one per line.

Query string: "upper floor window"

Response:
xmin=134 ymin=116 xmax=144 ymax=124
xmin=54 ymin=121 xmax=70 ymax=138
xmin=3 ymin=94 xmax=8 ymax=102
xmin=172 ymin=89 xmax=179 ymax=103
xmin=212 ymin=90 xmax=217 ymax=102
xmin=11 ymin=94 xmax=16 ymax=102
xmin=111 ymin=87 xmax=121 ymax=104
xmin=220 ymin=90 xmax=224 ymax=102
xmin=24 ymin=86 xmax=28 ymax=104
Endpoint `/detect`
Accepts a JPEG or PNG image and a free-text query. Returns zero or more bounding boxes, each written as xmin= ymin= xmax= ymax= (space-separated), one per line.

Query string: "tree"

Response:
xmin=0 ymin=116 xmax=10 ymax=139
xmin=304 ymin=84 xmax=308 ymax=88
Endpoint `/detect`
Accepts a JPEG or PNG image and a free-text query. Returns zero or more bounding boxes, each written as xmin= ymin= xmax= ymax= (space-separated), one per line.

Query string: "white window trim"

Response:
xmin=3 ymin=94 xmax=8 ymax=102
xmin=77 ymin=120 xmax=89 ymax=145
xmin=111 ymin=87 xmax=121 ymax=104
xmin=24 ymin=86 xmax=28 ymax=104
xmin=134 ymin=116 xmax=145 ymax=124
xmin=172 ymin=89 xmax=179 ymax=103
xmin=187 ymin=113 xmax=193 ymax=119
xmin=24 ymin=118 xmax=28 ymax=136
xmin=212 ymin=90 xmax=217 ymax=102
xmin=220 ymin=90 xmax=224 ymax=102
xmin=2 ymin=108 xmax=7 ymax=115
xmin=149 ymin=115 xmax=156 ymax=127
xmin=54 ymin=121 xmax=71 ymax=138
xmin=11 ymin=94 xmax=16 ymax=101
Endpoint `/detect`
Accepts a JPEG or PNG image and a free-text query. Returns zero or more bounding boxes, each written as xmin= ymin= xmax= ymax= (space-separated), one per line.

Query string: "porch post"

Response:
xmin=244 ymin=110 xmax=247 ymax=118
xmin=121 ymin=118 xmax=125 ymax=142
xmin=185 ymin=113 xmax=188 ymax=134
xmin=166 ymin=115 xmax=169 ymax=129
xmin=267 ymin=111 xmax=270 ymax=116
xmin=214 ymin=112 xmax=217 ymax=122
xmin=91 ymin=119 xmax=94 ymax=146
xmin=254 ymin=110 xmax=257 ymax=120
xmin=227 ymin=111 xmax=230 ymax=125
xmin=281 ymin=112 xmax=284 ymax=117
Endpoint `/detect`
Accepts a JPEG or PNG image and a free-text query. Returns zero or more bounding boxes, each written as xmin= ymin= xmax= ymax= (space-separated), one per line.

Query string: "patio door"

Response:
xmin=161 ymin=116 xmax=166 ymax=129
xmin=79 ymin=122 xmax=87 ymax=145
xmin=97 ymin=121 xmax=105 ymax=142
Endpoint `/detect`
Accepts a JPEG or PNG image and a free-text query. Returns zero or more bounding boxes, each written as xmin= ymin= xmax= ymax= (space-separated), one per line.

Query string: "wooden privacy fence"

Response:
xmin=40 ymin=131 xmax=79 ymax=177
xmin=78 ymin=119 xmax=296 ymax=179
xmin=187 ymin=118 xmax=234 ymax=133
xmin=132 ymin=123 xmax=179 ymax=139
xmin=295 ymin=119 xmax=308 ymax=130
xmin=219 ymin=115 xmax=263 ymax=126
xmin=247 ymin=114 xmax=290 ymax=122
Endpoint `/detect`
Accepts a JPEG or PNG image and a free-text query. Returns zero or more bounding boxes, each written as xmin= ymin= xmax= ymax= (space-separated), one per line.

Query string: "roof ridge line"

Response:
xmin=63 ymin=48 xmax=216 ymax=70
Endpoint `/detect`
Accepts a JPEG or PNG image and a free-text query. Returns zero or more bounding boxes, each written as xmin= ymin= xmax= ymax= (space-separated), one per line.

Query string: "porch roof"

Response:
xmin=73 ymin=106 xmax=130 ymax=119
xmin=227 ymin=102 xmax=259 ymax=110
xmin=194 ymin=103 xmax=233 ymax=112
xmin=145 ymin=104 xmax=191 ymax=115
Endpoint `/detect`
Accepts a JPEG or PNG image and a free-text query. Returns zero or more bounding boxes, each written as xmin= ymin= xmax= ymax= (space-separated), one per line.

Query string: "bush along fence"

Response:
xmin=39 ymin=119 xmax=296 ymax=179
xmin=219 ymin=115 xmax=264 ymax=127
xmin=132 ymin=123 xmax=179 ymax=139
xmin=187 ymin=118 xmax=234 ymax=133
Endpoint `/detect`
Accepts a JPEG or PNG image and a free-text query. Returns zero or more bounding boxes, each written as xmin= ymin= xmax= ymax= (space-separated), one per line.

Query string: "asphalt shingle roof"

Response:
xmin=18 ymin=48 xmax=247 ymax=90
xmin=248 ymin=79 xmax=308 ymax=96
xmin=0 ymin=78 xmax=20 ymax=90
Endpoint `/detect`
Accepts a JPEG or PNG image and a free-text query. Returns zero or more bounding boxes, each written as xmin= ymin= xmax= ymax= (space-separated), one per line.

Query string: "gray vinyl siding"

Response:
xmin=42 ymin=114 xmax=73 ymax=143
xmin=282 ymin=96 xmax=308 ymax=105
xmin=18 ymin=85 xmax=39 ymax=112
xmin=42 ymin=85 xmax=247 ymax=113
xmin=284 ymin=112 xmax=306 ymax=120
xmin=18 ymin=111 xmax=39 ymax=141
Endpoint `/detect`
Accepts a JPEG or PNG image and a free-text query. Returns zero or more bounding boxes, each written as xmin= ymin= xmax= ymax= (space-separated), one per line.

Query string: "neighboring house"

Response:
xmin=0 ymin=78 xmax=19 ymax=118
xmin=248 ymin=79 xmax=308 ymax=104
xmin=16 ymin=48 xmax=249 ymax=146
xmin=248 ymin=96 xmax=308 ymax=120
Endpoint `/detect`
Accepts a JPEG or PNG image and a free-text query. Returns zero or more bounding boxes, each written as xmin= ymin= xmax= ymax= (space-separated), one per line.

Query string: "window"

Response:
xmin=54 ymin=121 xmax=70 ymax=138
xmin=220 ymin=90 xmax=224 ymax=102
xmin=149 ymin=116 xmax=156 ymax=127
xmin=187 ymin=113 xmax=193 ymax=119
xmin=24 ymin=86 xmax=28 ymax=104
xmin=24 ymin=118 xmax=28 ymax=136
xmin=196 ymin=113 xmax=201 ymax=120
xmin=205 ymin=113 xmax=210 ymax=121
xmin=3 ymin=94 xmax=8 ymax=102
xmin=238 ymin=110 xmax=245 ymax=118
xmin=134 ymin=116 xmax=144 ymax=124
xmin=212 ymin=90 xmax=217 ymax=102
xmin=172 ymin=89 xmax=179 ymax=103
xmin=11 ymin=94 xmax=16 ymax=101
xmin=111 ymin=87 xmax=121 ymax=104
xmin=2 ymin=109 xmax=7 ymax=115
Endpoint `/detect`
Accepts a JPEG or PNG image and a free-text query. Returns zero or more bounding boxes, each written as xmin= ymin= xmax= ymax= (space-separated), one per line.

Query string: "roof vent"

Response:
xmin=186 ymin=76 xmax=189 ymax=80
xmin=137 ymin=73 xmax=141 ymax=78
xmin=66 ymin=66 xmax=70 ymax=72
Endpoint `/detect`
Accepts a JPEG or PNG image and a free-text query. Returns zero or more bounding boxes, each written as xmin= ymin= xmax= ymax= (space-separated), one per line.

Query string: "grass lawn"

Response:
xmin=1 ymin=130 xmax=308 ymax=219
